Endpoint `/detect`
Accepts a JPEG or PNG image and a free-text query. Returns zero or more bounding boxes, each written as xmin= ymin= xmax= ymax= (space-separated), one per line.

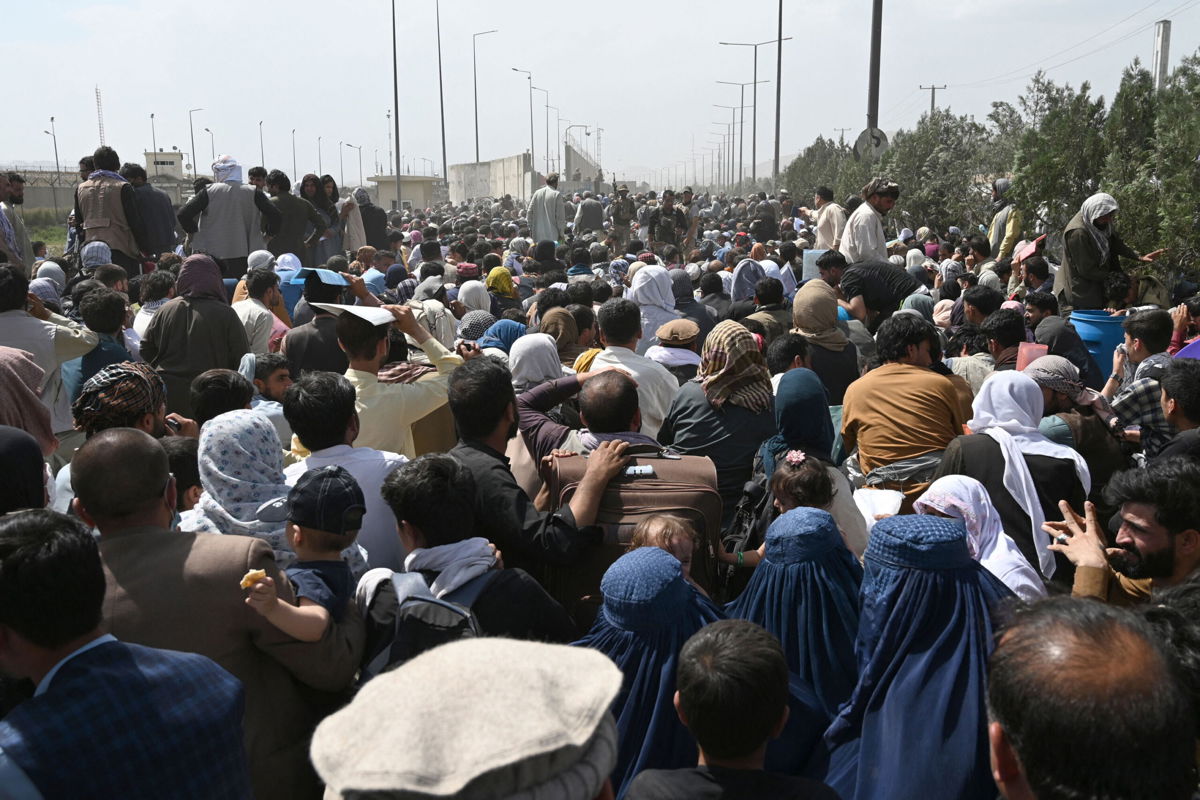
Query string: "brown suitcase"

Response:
xmin=537 ymin=448 xmax=724 ymax=627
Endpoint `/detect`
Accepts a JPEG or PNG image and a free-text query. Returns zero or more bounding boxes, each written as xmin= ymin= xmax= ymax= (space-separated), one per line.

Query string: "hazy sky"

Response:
xmin=5 ymin=0 xmax=1198 ymax=188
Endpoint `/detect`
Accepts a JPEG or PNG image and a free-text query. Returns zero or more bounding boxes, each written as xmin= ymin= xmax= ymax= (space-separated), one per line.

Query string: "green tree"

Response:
xmin=1100 ymin=60 xmax=1160 ymax=258
xmin=783 ymin=136 xmax=851 ymax=200
xmin=1154 ymin=52 xmax=1200 ymax=273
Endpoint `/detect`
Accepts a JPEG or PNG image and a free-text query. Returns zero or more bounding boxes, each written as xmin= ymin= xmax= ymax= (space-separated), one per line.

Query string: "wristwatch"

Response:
xmin=1109 ymin=373 xmax=1123 ymax=384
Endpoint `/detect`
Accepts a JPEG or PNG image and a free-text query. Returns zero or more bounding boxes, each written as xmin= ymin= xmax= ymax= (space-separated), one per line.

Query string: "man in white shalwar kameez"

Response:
xmin=839 ymin=177 xmax=899 ymax=265
xmin=528 ymin=173 xmax=565 ymax=244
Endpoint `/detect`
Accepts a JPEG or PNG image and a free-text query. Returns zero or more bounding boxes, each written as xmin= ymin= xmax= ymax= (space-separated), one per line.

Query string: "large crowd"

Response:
xmin=0 ymin=146 xmax=1198 ymax=799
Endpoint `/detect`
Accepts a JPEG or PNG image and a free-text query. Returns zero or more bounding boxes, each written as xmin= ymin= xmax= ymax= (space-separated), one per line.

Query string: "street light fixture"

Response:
xmin=150 ymin=113 xmax=158 ymax=176
xmin=512 ymin=68 xmax=535 ymax=195
xmin=188 ymin=108 xmax=203 ymax=179
xmin=716 ymin=80 xmax=769 ymax=189
xmin=718 ymin=38 xmax=792 ymax=184
xmin=339 ymin=140 xmax=344 ymax=187
xmin=472 ymin=29 xmax=499 ymax=164
xmin=531 ymin=86 xmax=549 ymax=175
xmin=258 ymin=121 xmax=265 ymax=167
xmin=546 ymin=105 xmax=560 ymax=172
xmin=291 ymin=129 xmax=297 ymax=184
xmin=318 ymin=136 xmax=323 ymax=175
xmin=713 ymin=105 xmax=738 ymax=189
xmin=420 ymin=157 xmax=434 ymax=175
xmin=43 ymin=118 xmax=61 ymax=217
xmin=203 ymin=127 xmax=215 ymax=162
xmin=346 ymin=143 xmax=363 ymax=186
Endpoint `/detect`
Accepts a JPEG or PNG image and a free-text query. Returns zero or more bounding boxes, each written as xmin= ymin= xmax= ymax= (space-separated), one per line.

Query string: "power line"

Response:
xmin=919 ymin=84 xmax=947 ymax=114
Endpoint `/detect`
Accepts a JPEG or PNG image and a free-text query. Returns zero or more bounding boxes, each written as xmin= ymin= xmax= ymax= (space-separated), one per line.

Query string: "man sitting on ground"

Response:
xmin=588 ymin=298 xmax=681 ymax=438
xmin=981 ymin=308 xmax=1026 ymax=372
xmin=1155 ymin=357 xmax=1200 ymax=463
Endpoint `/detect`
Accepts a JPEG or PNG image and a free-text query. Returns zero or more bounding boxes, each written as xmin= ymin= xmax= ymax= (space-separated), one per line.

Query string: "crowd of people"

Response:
xmin=1 ymin=145 xmax=1199 ymax=799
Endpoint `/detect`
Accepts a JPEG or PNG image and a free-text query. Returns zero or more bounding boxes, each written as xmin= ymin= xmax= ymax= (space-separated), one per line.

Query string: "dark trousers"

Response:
xmin=218 ymin=256 xmax=248 ymax=279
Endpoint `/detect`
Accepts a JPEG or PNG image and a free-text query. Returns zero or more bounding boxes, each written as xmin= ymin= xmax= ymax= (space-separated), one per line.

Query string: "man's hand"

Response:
xmin=245 ymin=575 xmax=280 ymax=615
xmin=383 ymin=304 xmax=423 ymax=337
xmin=1045 ymin=500 xmax=1116 ymax=570
xmin=583 ymin=440 xmax=631 ymax=483
xmin=25 ymin=292 xmax=50 ymax=321
xmin=1171 ymin=303 xmax=1190 ymax=333
xmin=1140 ymin=248 xmax=1166 ymax=263
xmin=456 ymin=341 xmax=482 ymax=360
xmin=449 ymin=299 xmax=467 ymax=319
xmin=1112 ymin=344 xmax=1128 ymax=376
xmin=341 ymin=272 xmax=370 ymax=300
xmin=165 ymin=413 xmax=200 ymax=438
xmin=577 ymin=366 xmax=637 ymax=386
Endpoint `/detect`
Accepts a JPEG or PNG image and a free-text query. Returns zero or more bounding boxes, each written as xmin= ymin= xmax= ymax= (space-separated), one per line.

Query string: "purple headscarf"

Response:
xmin=176 ymin=254 xmax=227 ymax=302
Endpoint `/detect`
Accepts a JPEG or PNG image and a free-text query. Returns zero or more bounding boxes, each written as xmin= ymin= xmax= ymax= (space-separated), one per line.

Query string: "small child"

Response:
xmin=243 ymin=465 xmax=366 ymax=642
xmin=631 ymin=514 xmax=705 ymax=593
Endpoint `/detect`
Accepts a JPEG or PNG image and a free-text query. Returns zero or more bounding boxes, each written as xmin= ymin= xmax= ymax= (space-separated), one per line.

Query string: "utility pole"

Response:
xmin=834 ymin=127 xmax=852 ymax=144
xmin=919 ymin=84 xmax=946 ymax=115
xmin=150 ymin=113 xmax=158 ymax=176
xmin=718 ymin=38 xmax=791 ymax=186
xmin=434 ymin=0 xmax=448 ymax=187
xmin=867 ymin=0 xmax=883 ymax=129
xmin=391 ymin=0 xmax=402 ymax=210
xmin=472 ymin=29 xmax=499 ymax=163
xmin=774 ymin=0 xmax=784 ymax=182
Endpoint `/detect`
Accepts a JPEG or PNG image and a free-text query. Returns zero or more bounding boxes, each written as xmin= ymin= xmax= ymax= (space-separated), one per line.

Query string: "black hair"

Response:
xmin=536 ymin=287 xmax=569 ymax=316
xmin=283 ymin=372 xmax=357 ymax=453
xmin=118 ymin=162 xmax=147 ymax=182
xmin=981 ymin=308 xmax=1026 ymax=349
xmin=677 ymin=620 xmax=790 ymax=760
xmin=765 ymin=333 xmax=809 ymax=375
xmin=755 ymin=277 xmax=784 ymax=306
xmin=247 ymin=166 xmax=267 ymax=180
xmin=0 ymin=510 xmax=106 ymax=649
xmin=419 ymin=240 xmax=442 ymax=261
xmin=140 ymin=270 xmax=175 ymax=303
xmin=266 ymin=169 xmax=291 ymax=192
xmin=1024 ymin=290 xmax=1058 ymax=315
xmin=303 ymin=270 xmax=343 ymax=304
xmin=770 ymin=456 xmax=835 ymax=508
xmin=79 ymin=287 xmax=127 ymax=335
xmin=1139 ymin=574 xmax=1200 ymax=728
xmin=94 ymin=264 xmax=128 ymax=289
xmin=1105 ymin=459 xmax=1200 ymax=537
xmin=597 ymin=298 xmax=641 ymax=345
xmin=244 ymin=267 xmax=279 ymax=300
xmin=541 ymin=270 xmax=567 ymax=289
xmin=71 ymin=428 xmax=170 ymax=521
xmin=779 ymin=241 xmax=797 ymax=264
xmin=578 ymin=371 xmax=639 ymax=433
xmin=1105 ymin=271 xmax=1134 ymax=304
xmin=92 ymin=145 xmax=120 ymax=172
xmin=739 ymin=317 xmax=767 ymax=338
xmin=816 ymin=250 xmax=847 ymax=272
xmin=570 ymin=246 xmax=590 ymax=266
xmin=815 ymin=186 xmax=834 ymax=202
xmin=967 ymin=235 xmax=992 ymax=259
xmin=1162 ymin=358 xmax=1200 ymax=424
xmin=958 ymin=272 xmax=979 ymax=288
xmin=592 ymin=279 xmax=612 ymax=304
xmin=875 ymin=314 xmax=935 ymax=362
xmin=963 ymin=285 xmax=1004 ymax=317
xmin=566 ymin=303 xmax=594 ymax=334
xmin=253 ymin=352 xmax=290 ymax=383
xmin=79 ymin=155 xmax=95 ymax=172
xmin=699 ymin=272 xmax=724 ymax=296
xmin=335 ymin=312 xmax=389 ymax=361
xmin=1024 ymin=255 xmax=1050 ymax=282
xmin=160 ymin=436 xmax=200 ymax=511
xmin=481 ymin=252 xmax=502 ymax=271
xmin=381 ymin=454 xmax=477 ymax=548
xmin=995 ymin=258 xmax=1014 ymax=280
xmin=988 ymin=597 xmax=1196 ymax=800
xmin=447 ymin=356 xmax=516 ymax=441
xmin=565 ymin=281 xmax=594 ymax=307
xmin=419 ymin=262 xmax=445 ymax=283
xmin=1185 ymin=296 xmax=1200 ymax=318
xmin=321 ymin=174 xmax=340 ymax=203
xmin=189 ymin=369 xmax=254 ymax=427
xmin=948 ymin=323 xmax=989 ymax=356
xmin=1122 ymin=308 xmax=1172 ymax=355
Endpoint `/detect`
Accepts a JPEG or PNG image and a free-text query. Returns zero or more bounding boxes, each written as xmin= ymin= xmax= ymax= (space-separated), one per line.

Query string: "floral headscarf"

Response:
xmin=697 ymin=320 xmax=774 ymax=413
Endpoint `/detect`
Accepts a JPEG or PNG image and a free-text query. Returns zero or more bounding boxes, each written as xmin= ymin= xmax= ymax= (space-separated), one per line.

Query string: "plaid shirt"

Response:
xmin=0 ymin=640 xmax=251 ymax=799
xmin=1113 ymin=376 xmax=1176 ymax=458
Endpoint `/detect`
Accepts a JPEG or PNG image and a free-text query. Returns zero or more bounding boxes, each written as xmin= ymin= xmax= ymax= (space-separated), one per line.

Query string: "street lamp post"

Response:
xmin=258 ymin=121 xmax=265 ymax=167
xmin=346 ymin=143 xmax=363 ymax=186
xmin=188 ymin=108 xmax=203 ymax=179
xmin=43 ymin=118 xmax=61 ymax=217
xmin=338 ymin=140 xmax=344 ymax=187
xmin=203 ymin=127 xmax=215 ymax=162
xmin=717 ymin=80 xmax=768 ymax=190
xmin=318 ymin=136 xmax=323 ymax=175
xmin=564 ymin=124 xmax=589 ymax=181
xmin=420 ymin=157 xmax=434 ymax=175
xmin=713 ymin=106 xmax=737 ymax=189
xmin=531 ymin=86 xmax=549 ymax=175
xmin=435 ymin=0 xmax=449 ymax=185
xmin=546 ymin=106 xmax=560 ymax=172
xmin=472 ymin=29 xmax=498 ymax=164
xmin=390 ymin=0 xmax=403 ymax=210
xmin=291 ymin=129 xmax=297 ymax=183
xmin=512 ymin=68 xmax=535 ymax=196
xmin=150 ymin=113 xmax=158 ymax=176
xmin=718 ymin=37 xmax=791 ymax=185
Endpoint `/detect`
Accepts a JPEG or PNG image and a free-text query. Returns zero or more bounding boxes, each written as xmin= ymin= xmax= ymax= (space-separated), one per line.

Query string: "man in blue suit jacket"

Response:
xmin=0 ymin=509 xmax=252 ymax=799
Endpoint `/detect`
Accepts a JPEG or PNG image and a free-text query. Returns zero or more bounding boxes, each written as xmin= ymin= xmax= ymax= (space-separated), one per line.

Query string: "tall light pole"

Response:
xmin=150 ymin=113 xmax=158 ymax=176
xmin=774 ymin=0 xmax=784 ymax=181
xmin=713 ymin=106 xmax=737 ymax=189
xmin=291 ymin=129 xmax=297 ymax=182
xmin=43 ymin=118 xmax=60 ymax=217
xmin=203 ymin=127 xmax=215 ymax=162
xmin=338 ymin=140 xmax=345 ymax=187
xmin=420 ymin=157 xmax=434 ymax=175
xmin=390 ymin=0 xmax=402 ymax=210
xmin=717 ymin=80 xmax=768 ymax=189
xmin=512 ymin=68 xmax=535 ymax=196
xmin=564 ymin=124 xmax=589 ymax=180
xmin=867 ymin=0 xmax=883 ymax=130
xmin=531 ymin=86 xmax=549 ymax=175
xmin=318 ymin=136 xmax=323 ymax=175
xmin=188 ymin=108 xmax=203 ymax=179
xmin=258 ymin=121 xmax=265 ymax=167
xmin=386 ymin=110 xmax=393 ymax=174
xmin=472 ymin=29 xmax=498 ymax=164
xmin=718 ymin=38 xmax=791 ymax=185
xmin=596 ymin=127 xmax=604 ymax=178
xmin=346 ymin=143 xmax=363 ymax=186
xmin=434 ymin=0 xmax=448 ymax=185
xmin=546 ymin=105 xmax=560 ymax=172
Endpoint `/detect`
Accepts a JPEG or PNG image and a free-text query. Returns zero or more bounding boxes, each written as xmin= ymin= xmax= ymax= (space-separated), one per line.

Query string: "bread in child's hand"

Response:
xmin=240 ymin=569 xmax=267 ymax=589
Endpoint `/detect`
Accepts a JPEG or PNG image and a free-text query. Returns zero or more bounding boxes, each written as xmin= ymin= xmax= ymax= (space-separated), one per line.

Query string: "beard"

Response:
xmin=9 ymin=194 xmax=22 ymax=205
xmin=1110 ymin=542 xmax=1176 ymax=580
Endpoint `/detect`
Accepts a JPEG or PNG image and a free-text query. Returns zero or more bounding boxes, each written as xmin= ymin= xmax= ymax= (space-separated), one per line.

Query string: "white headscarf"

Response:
xmin=1080 ymin=192 xmax=1119 ymax=264
xmin=731 ymin=258 xmax=766 ymax=302
xmin=212 ymin=155 xmax=243 ymax=183
xmin=906 ymin=247 xmax=926 ymax=268
xmin=914 ymin=475 xmax=1047 ymax=601
xmin=627 ymin=265 xmax=680 ymax=354
xmin=508 ymin=332 xmax=571 ymax=391
xmin=457 ymin=280 xmax=490 ymax=313
xmin=967 ymin=372 xmax=1092 ymax=578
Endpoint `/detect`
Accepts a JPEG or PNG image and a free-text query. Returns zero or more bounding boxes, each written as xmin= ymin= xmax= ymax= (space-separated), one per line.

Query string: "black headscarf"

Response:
xmin=0 ymin=426 xmax=45 ymax=514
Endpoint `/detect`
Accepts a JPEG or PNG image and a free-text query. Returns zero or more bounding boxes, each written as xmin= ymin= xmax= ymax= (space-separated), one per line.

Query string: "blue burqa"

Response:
xmin=812 ymin=515 xmax=1013 ymax=800
xmin=726 ymin=507 xmax=862 ymax=717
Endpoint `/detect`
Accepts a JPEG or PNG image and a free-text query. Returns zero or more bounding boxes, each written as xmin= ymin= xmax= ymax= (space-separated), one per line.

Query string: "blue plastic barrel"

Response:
xmin=1069 ymin=310 xmax=1125 ymax=371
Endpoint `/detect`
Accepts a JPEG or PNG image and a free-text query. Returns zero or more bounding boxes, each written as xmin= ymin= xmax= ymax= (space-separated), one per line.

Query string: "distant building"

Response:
xmin=145 ymin=150 xmax=186 ymax=180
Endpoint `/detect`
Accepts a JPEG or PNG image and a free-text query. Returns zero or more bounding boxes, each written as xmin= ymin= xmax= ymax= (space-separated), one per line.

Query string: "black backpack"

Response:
xmin=358 ymin=570 xmax=497 ymax=684
xmin=719 ymin=474 xmax=777 ymax=600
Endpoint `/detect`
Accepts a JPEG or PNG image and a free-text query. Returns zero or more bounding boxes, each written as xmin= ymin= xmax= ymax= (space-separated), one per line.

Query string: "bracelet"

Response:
xmin=737 ymin=551 xmax=744 ymax=567
xmin=1109 ymin=373 xmax=1123 ymax=383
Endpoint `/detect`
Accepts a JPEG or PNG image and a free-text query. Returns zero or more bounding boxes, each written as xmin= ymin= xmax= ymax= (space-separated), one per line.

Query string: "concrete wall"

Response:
xmin=448 ymin=153 xmax=536 ymax=204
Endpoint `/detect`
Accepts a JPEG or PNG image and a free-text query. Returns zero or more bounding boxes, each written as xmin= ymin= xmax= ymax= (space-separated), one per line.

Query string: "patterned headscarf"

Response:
xmin=176 ymin=254 xmax=227 ymax=301
xmin=486 ymin=266 xmax=517 ymax=299
xmin=71 ymin=361 xmax=166 ymax=437
xmin=458 ymin=310 xmax=496 ymax=342
xmin=1022 ymin=354 xmax=1115 ymax=426
xmin=81 ymin=241 xmax=112 ymax=270
xmin=1079 ymin=192 xmax=1119 ymax=264
xmin=607 ymin=258 xmax=630 ymax=288
xmin=697 ymin=320 xmax=773 ymax=413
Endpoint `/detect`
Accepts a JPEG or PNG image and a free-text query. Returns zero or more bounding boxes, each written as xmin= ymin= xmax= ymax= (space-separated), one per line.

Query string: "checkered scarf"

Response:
xmin=696 ymin=320 xmax=773 ymax=413
xmin=72 ymin=362 xmax=166 ymax=436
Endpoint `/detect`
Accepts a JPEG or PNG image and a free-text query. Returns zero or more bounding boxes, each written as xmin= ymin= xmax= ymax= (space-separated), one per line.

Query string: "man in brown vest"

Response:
xmin=73 ymin=146 xmax=148 ymax=275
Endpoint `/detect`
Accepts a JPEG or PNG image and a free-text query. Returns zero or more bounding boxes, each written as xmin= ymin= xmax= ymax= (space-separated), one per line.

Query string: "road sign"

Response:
xmin=854 ymin=128 xmax=889 ymax=162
